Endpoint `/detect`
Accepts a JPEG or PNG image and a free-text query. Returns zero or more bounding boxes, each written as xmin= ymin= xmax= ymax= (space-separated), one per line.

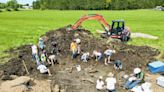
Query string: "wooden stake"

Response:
xmin=22 ymin=60 xmax=29 ymax=75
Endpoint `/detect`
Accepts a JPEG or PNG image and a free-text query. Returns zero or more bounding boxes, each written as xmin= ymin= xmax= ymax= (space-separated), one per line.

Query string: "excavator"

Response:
xmin=69 ymin=14 xmax=131 ymax=41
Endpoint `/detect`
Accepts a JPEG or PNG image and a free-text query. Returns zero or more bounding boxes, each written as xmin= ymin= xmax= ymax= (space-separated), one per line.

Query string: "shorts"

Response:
xmin=40 ymin=69 xmax=48 ymax=74
xmin=105 ymin=54 xmax=111 ymax=58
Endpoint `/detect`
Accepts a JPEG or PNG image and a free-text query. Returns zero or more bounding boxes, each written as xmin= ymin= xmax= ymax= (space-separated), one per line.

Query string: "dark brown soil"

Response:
xmin=0 ymin=26 xmax=160 ymax=92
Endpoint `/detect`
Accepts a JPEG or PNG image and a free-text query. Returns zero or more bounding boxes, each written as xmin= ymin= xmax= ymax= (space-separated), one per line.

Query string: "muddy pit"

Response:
xmin=0 ymin=26 xmax=160 ymax=92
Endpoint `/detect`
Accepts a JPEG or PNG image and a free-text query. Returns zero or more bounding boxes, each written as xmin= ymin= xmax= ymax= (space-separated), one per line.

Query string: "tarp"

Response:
xmin=148 ymin=61 xmax=164 ymax=74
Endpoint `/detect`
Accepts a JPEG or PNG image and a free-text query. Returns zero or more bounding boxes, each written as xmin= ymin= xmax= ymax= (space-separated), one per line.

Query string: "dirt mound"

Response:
xmin=0 ymin=25 xmax=159 ymax=76
xmin=0 ymin=26 xmax=160 ymax=92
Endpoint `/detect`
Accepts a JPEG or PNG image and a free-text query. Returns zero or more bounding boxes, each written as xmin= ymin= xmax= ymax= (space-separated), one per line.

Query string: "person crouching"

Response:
xmin=81 ymin=52 xmax=90 ymax=62
xmin=114 ymin=60 xmax=122 ymax=70
xmin=37 ymin=64 xmax=52 ymax=76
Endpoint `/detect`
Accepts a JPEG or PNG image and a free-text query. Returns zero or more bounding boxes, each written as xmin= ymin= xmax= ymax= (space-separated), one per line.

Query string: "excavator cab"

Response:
xmin=111 ymin=20 xmax=124 ymax=36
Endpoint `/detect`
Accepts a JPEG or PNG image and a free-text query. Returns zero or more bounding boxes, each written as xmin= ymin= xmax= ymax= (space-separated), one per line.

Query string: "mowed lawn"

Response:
xmin=0 ymin=10 xmax=164 ymax=56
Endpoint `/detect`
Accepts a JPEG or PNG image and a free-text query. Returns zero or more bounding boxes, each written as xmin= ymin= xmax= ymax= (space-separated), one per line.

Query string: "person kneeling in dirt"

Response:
xmin=104 ymin=49 xmax=116 ymax=65
xmin=96 ymin=76 xmax=105 ymax=91
xmin=70 ymin=39 xmax=78 ymax=59
xmin=81 ymin=52 xmax=90 ymax=62
xmin=105 ymin=72 xmax=117 ymax=92
xmin=37 ymin=64 xmax=52 ymax=76
xmin=92 ymin=50 xmax=102 ymax=62
xmin=48 ymin=54 xmax=58 ymax=66
xmin=124 ymin=68 xmax=144 ymax=89
xmin=114 ymin=60 xmax=122 ymax=70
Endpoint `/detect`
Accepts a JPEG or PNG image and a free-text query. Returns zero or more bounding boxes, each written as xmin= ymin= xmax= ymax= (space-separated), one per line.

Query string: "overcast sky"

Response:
xmin=0 ymin=0 xmax=36 ymax=5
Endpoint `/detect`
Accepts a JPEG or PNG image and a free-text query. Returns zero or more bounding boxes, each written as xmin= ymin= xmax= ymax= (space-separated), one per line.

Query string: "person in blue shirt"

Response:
xmin=38 ymin=38 xmax=45 ymax=50
xmin=114 ymin=60 xmax=122 ymax=70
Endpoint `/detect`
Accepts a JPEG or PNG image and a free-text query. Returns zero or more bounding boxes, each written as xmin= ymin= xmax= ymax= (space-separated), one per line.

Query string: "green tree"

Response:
xmin=7 ymin=0 xmax=18 ymax=9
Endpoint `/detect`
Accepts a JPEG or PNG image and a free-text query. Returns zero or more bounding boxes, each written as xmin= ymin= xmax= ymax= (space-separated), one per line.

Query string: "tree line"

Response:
xmin=33 ymin=0 xmax=164 ymax=10
xmin=0 ymin=0 xmax=29 ymax=11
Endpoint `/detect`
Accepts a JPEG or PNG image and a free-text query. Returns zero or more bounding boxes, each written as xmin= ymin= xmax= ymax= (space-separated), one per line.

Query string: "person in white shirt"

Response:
xmin=37 ymin=64 xmax=52 ymax=76
xmin=105 ymin=72 xmax=117 ymax=92
xmin=31 ymin=45 xmax=38 ymax=61
xmin=75 ymin=38 xmax=81 ymax=54
xmin=81 ymin=52 xmax=90 ymax=62
xmin=96 ymin=76 xmax=104 ymax=91
xmin=48 ymin=54 xmax=58 ymax=66
xmin=104 ymin=49 xmax=116 ymax=65
xmin=93 ymin=50 xmax=102 ymax=61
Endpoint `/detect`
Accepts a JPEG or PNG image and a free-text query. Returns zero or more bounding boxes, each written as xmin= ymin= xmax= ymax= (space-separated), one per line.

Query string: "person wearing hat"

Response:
xmin=38 ymin=38 xmax=45 ymax=50
xmin=70 ymin=39 xmax=78 ymax=59
xmin=96 ymin=76 xmax=105 ymax=91
xmin=105 ymin=72 xmax=117 ymax=92
xmin=81 ymin=52 xmax=90 ymax=62
xmin=124 ymin=68 xmax=144 ymax=89
xmin=75 ymin=38 xmax=81 ymax=54
xmin=104 ymin=49 xmax=116 ymax=65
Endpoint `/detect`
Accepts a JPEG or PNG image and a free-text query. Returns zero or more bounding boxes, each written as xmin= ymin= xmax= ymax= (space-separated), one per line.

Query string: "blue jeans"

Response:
xmin=72 ymin=51 xmax=77 ymax=59
xmin=107 ymin=89 xmax=116 ymax=92
xmin=96 ymin=55 xmax=102 ymax=61
xmin=124 ymin=80 xmax=141 ymax=89
xmin=32 ymin=53 xmax=37 ymax=61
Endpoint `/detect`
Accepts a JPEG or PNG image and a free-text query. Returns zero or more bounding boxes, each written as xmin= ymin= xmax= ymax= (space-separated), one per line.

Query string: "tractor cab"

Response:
xmin=111 ymin=20 xmax=125 ymax=36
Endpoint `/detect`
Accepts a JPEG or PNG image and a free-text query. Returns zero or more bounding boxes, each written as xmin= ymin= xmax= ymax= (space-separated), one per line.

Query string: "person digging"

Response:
xmin=92 ymin=50 xmax=102 ymax=62
xmin=104 ymin=49 xmax=116 ymax=65
xmin=47 ymin=54 xmax=58 ymax=66
xmin=37 ymin=64 xmax=52 ymax=76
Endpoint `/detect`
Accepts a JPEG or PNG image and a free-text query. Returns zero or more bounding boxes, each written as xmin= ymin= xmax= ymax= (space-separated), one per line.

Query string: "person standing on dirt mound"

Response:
xmin=104 ymin=49 xmax=116 ymax=65
xmin=70 ymin=39 xmax=78 ymax=59
xmin=124 ymin=68 xmax=144 ymax=89
xmin=105 ymin=72 xmax=117 ymax=92
xmin=31 ymin=44 xmax=38 ymax=61
xmin=38 ymin=38 xmax=45 ymax=50
xmin=75 ymin=38 xmax=81 ymax=54
xmin=51 ymin=41 xmax=60 ymax=55
xmin=92 ymin=50 xmax=102 ymax=62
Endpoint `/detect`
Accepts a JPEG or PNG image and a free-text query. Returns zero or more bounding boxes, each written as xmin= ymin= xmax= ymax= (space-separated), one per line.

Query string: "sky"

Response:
xmin=0 ymin=0 xmax=36 ymax=5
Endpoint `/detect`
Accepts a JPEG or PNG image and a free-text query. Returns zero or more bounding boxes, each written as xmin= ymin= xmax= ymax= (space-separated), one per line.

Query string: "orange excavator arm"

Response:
xmin=71 ymin=14 xmax=111 ymax=32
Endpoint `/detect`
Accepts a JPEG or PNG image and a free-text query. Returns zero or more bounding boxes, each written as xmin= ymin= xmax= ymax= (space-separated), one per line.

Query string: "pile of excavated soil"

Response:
xmin=0 ymin=26 xmax=160 ymax=92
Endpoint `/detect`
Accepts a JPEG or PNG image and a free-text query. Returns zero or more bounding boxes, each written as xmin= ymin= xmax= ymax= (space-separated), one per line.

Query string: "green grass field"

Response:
xmin=0 ymin=10 xmax=164 ymax=56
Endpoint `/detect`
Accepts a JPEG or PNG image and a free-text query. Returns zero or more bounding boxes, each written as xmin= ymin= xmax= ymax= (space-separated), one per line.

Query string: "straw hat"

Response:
xmin=39 ymin=38 xmax=43 ymax=41
xmin=86 ymin=52 xmax=90 ymax=56
xmin=76 ymin=38 xmax=81 ymax=44
xmin=99 ymin=76 xmax=103 ymax=79
xmin=133 ymin=68 xmax=141 ymax=74
xmin=112 ymin=50 xmax=116 ymax=53
xmin=107 ymin=72 xmax=114 ymax=77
